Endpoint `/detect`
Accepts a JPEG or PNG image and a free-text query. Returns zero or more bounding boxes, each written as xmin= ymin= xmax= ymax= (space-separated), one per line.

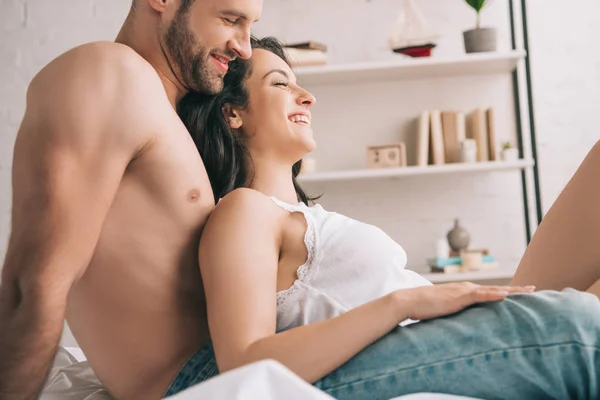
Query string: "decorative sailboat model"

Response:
xmin=389 ymin=0 xmax=439 ymax=58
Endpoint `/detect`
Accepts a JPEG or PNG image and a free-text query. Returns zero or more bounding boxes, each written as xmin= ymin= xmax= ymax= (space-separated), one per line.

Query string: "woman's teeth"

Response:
xmin=289 ymin=115 xmax=310 ymax=125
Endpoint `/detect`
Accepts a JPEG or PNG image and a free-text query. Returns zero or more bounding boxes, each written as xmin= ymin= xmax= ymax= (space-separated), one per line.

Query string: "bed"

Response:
xmin=41 ymin=346 xmax=482 ymax=400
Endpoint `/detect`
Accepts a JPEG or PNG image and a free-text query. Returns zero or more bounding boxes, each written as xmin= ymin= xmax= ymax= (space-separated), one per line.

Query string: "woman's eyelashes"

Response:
xmin=273 ymin=80 xmax=290 ymax=88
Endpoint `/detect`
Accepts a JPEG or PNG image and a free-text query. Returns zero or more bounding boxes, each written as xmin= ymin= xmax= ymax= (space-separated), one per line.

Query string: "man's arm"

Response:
xmin=0 ymin=43 xmax=156 ymax=399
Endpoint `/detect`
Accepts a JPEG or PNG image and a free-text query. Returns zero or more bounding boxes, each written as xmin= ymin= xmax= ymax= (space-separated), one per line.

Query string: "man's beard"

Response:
xmin=164 ymin=9 xmax=223 ymax=94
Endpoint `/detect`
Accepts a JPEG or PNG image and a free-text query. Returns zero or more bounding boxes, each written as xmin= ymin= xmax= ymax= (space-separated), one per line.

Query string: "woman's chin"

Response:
xmin=290 ymin=128 xmax=316 ymax=149
xmin=303 ymin=138 xmax=317 ymax=153
xmin=290 ymin=141 xmax=316 ymax=164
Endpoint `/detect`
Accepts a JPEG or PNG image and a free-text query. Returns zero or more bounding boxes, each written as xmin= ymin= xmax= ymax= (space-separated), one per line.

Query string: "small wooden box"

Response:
xmin=367 ymin=143 xmax=407 ymax=169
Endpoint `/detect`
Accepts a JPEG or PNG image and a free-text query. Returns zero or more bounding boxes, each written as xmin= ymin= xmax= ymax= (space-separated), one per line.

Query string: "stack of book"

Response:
xmin=284 ymin=41 xmax=328 ymax=67
xmin=427 ymin=254 xmax=499 ymax=274
xmin=415 ymin=108 xmax=499 ymax=166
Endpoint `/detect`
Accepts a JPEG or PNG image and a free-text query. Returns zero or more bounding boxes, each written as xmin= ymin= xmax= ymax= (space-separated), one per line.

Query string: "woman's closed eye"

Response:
xmin=273 ymin=81 xmax=289 ymax=88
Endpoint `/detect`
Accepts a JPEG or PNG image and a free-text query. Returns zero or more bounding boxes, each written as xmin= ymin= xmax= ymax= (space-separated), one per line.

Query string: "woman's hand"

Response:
xmin=396 ymin=282 xmax=536 ymax=321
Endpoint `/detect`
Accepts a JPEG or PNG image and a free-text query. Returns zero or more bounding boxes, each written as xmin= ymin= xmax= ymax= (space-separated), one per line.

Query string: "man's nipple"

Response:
xmin=187 ymin=189 xmax=200 ymax=202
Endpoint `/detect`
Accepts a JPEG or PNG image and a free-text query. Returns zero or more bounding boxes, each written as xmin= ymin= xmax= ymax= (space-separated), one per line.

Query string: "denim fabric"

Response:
xmin=163 ymin=340 xmax=219 ymax=398
xmin=165 ymin=289 xmax=600 ymax=400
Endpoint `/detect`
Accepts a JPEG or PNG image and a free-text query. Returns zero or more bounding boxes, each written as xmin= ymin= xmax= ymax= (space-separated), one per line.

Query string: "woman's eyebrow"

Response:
xmin=262 ymin=69 xmax=289 ymax=80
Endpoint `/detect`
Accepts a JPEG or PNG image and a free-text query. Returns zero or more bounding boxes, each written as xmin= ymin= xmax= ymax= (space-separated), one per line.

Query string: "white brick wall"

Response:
xmin=1 ymin=0 xmax=599 ymax=270
xmin=526 ymin=0 xmax=600 ymax=211
xmin=0 ymin=0 xmax=130 ymax=263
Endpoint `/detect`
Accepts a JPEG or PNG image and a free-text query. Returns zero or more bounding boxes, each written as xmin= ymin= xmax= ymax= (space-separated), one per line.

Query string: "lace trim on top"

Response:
xmin=270 ymin=198 xmax=317 ymax=308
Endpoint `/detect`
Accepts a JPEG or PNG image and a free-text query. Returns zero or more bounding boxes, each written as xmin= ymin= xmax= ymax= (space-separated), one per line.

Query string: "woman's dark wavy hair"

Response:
xmin=177 ymin=36 xmax=318 ymax=205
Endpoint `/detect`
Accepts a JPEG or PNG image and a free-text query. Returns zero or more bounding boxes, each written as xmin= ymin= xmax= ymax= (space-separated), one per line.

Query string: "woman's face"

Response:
xmin=229 ymin=49 xmax=317 ymax=163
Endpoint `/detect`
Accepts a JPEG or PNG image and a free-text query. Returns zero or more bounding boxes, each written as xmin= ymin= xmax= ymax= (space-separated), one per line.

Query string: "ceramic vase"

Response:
xmin=446 ymin=219 xmax=470 ymax=252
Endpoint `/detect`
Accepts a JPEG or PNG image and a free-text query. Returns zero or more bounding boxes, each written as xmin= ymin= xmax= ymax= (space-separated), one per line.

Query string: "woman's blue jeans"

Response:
xmin=314 ymin=289 xmax=600 ymax=400
xmin=165 ymin=289 xmax=600 ymax=400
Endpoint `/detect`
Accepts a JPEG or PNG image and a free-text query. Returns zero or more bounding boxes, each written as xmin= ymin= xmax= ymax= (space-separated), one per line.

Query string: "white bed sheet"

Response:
xmin=41 ymin=347 xmax=482 ymax=400
xmin=42 ymin=347 xmax=112 ymax=400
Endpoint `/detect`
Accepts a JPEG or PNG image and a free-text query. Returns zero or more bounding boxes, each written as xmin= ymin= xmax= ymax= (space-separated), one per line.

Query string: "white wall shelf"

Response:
xmin=294 ymin=51 xmax=526 ymax=86
xmin=419 ymin=267 xmax=517 ymax=284
xmin=298 ymin=159 xmax=534 ymax=183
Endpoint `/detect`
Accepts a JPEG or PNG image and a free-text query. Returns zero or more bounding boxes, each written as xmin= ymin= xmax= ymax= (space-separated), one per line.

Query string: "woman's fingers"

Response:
xmin=470 ymin=285 xmax=536 ymax=303
xmin=449 ymin=282 xmax=536 ymax=293
xmin=510 ymin=285 xmax=536 ymax=292
xmin=405 ymin=283 xmax=537 ymax=321
xmin=482 ymin=285 xmax=536 ymax=293
xmin=473 ymin=287 xmax=510 ymax=300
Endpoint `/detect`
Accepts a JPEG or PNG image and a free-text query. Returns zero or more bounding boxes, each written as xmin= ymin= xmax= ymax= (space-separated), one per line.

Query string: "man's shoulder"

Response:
xmin=21 ymin=42 xmax=167 ymax=150
xmin=59 ymin=41 xmax=147 ymax=63
xmin=30 ymin=41 xmax=163 ymax=98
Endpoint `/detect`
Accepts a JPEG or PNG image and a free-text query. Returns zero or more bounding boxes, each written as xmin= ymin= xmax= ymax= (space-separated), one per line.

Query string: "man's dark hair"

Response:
xmin=177 ymin=36 xmax=318 ymax=205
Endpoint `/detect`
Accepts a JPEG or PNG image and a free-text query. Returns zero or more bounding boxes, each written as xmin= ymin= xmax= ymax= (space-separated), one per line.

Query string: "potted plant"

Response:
xmin=500 ymin=141 xmax=519 ymax=161
xmin=463 ymin=0 xmax=497 ymax=53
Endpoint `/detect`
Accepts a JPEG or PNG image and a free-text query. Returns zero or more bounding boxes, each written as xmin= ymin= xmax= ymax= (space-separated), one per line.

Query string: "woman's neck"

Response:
xmin=249 ymin=158 xmax=299 ymax=205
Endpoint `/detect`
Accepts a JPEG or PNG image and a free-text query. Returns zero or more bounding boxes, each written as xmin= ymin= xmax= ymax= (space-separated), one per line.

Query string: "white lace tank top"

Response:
xmin=271 ymin=197 xmax=433 ymax=332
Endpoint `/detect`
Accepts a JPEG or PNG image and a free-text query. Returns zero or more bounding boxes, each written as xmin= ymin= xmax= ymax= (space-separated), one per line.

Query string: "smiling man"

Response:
xmin=0 ymin=1 xmax=262 ymax=399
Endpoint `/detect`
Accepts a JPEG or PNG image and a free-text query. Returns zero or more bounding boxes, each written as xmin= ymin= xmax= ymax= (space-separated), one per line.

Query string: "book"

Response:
xmin=285 ymin=41 xmax=328 ymax=52
xmin=468 ymin=108 xmax=489 ymax=162
xmin=486 ymin=108 xmax=497 ymax=161
xmin=284 ymin=48 xmax=327 ymax=67
xmin=441 ymin=111 xmax=461 ymax=163
xmin=476 ymin=261 xmax=501 ymax=271
xmin=416 ymin=110 xmax=430 ymax=166
xmin=450 ymin=249 xmax=489 ymax=257
xmin=427 ymin=255 xmax=496 ymax=268
xmin=430 ymin=261 xmax=500 ymax=274
xmin=457 ymin=111 xmax=466 ymax=146
xmin=429 ymin=110 xmax=445 ymax=165
xmin=430 ymin=265 xmax=465 ymax=274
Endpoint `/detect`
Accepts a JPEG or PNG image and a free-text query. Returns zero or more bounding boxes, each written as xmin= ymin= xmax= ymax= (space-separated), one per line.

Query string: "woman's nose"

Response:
xmin=297 ymin=88 xmax=316 ymax=107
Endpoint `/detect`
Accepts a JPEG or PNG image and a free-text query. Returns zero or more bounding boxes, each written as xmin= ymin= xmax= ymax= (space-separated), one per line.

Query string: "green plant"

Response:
xmin=501 ymin=141 xmax=512 ymax=150
xmin=465 ymin=0 xmax=489 ymax=29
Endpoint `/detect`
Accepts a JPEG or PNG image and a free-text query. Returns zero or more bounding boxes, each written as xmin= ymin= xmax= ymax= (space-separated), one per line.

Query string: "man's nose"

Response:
xmin=229 ymin=34 xmax=252 ymax=60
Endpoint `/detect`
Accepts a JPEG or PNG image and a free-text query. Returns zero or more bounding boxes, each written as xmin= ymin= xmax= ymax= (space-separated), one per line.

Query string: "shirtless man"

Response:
xmin=0 ymin=0 xmax=262 ymax=399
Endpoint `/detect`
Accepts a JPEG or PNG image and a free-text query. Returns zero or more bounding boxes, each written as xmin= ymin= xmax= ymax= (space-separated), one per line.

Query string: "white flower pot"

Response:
xmin=500 ymin=148 xmax=519 ymax=162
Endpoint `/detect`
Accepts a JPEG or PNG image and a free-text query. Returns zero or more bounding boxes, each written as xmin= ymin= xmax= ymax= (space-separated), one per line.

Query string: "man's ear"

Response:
xmin=146 ymin=0 xmax=172 ymax=13
xmin=222 ymin=105 xmax=243 ymax=130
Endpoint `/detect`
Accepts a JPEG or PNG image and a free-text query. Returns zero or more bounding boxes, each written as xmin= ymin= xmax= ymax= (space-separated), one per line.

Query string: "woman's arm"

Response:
xmin=199 ymin=189 xmax=534 ymax=383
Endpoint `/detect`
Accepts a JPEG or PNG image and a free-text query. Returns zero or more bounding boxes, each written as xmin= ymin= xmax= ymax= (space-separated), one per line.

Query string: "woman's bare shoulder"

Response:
xmin=199 ymin=188 xmax=286 ymax=255
xmin=207 ymin=188 xmax=284 ymax=227
xmin=216 ymin=188 xmax=275 ymax=211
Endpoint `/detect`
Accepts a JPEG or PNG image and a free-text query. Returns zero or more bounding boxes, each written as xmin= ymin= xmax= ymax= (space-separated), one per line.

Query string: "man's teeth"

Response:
xmin=289 ymin=115 xmax=310 ymax=124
